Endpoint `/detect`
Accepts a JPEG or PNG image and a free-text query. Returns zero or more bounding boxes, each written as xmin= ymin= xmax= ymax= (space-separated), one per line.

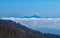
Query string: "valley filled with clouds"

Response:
xmin=1 ymin=17 xmax=60 ymax=35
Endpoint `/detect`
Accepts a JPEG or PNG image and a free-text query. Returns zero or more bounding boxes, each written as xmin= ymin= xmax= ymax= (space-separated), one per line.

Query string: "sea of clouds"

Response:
xmin=1 ymin=17 xmax=60 ymax=30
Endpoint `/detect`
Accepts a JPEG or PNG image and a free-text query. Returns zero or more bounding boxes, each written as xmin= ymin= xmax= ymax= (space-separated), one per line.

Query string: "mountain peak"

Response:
xmin=21 ymin=15 xmax=41 ymax=18
xmin=31 ymin=15 xmax=41 ymax=18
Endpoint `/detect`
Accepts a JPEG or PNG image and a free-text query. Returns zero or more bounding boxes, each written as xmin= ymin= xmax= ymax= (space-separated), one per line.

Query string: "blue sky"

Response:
xmin=0 ymin=0 xmax=60 ymax=17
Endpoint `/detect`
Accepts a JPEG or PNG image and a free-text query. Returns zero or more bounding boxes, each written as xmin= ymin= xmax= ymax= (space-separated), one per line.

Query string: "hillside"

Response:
xmin=0 ymin=19 xmax=60 ymax=38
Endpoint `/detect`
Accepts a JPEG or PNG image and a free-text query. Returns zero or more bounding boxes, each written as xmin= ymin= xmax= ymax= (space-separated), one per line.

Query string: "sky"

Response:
xmin=0 ymin=0 xmax=60 ymax=17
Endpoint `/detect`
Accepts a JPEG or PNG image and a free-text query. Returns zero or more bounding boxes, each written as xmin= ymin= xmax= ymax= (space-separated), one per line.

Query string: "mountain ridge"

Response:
xmin=0 ymin=19 xmax=60 ymax=38
xmin=21 ymin=15 xmax=41 ymax=18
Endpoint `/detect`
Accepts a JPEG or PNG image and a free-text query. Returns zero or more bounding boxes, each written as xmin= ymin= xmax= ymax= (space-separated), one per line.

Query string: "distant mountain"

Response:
xmin=0 ymin=19 xmax=60 ymax=38
xmin=21 ymin=15 xmax=41 ymax=18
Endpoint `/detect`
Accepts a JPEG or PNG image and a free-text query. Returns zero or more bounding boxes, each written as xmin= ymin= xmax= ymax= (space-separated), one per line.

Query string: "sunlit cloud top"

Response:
xmin=0 ymin=17 xmax=60 ymax=30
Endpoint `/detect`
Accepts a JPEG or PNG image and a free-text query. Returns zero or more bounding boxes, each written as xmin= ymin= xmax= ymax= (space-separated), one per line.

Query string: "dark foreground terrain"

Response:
xmin=0 ymin=19 xmax=60 ymax=38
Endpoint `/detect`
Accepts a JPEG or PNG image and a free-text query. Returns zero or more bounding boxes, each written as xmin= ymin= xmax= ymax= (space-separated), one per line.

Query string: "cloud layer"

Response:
xmin=1 ymin=17 xmax=60 ymax=30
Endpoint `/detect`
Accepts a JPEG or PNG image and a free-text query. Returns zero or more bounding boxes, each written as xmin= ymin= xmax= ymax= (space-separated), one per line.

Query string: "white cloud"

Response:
xmin=0 ymin=17 xmax=60 ymax=30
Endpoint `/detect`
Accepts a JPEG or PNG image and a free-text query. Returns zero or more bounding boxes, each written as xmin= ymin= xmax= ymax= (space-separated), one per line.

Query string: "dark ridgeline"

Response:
xmin=0 ymin=19 xmax=60 ymax=38
xmin=21 ymin=15 xmax=41 ymax=18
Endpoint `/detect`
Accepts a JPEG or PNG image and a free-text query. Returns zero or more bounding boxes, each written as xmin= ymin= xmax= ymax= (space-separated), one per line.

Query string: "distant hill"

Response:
xmin=0 ymin=19 xmax=60 ymax=38
xmin=21 ymin=15 xmax=41 ymax=18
